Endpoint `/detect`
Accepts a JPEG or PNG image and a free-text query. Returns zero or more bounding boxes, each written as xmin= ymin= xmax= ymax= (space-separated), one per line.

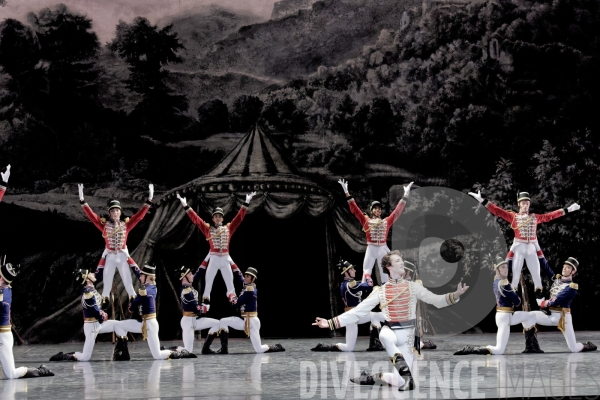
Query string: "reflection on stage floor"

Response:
xmin=3 ymin=332 xmax=600 ymax=399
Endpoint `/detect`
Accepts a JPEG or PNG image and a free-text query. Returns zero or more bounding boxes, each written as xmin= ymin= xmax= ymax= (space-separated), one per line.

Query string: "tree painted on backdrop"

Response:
xmin=108 ymin=17 xmax=190 ymax=140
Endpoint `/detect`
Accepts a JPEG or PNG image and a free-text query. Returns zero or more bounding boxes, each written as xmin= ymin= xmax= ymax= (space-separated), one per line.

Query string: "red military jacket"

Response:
xmin=483 ymin=199 xmax=565 ymax=243
xmin=347 ymin=197 xmax=407 ymax=246
xmin=82 ymin=201 xmax=151 ymax=251
xmin=184 ymin=203 xmax=248 ymax=255
xmin=0 ymin=184 xmax=5 ymax=203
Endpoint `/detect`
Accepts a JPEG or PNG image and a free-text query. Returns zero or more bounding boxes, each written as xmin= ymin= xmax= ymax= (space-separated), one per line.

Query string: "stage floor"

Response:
xmin=3 ymin=331 xmax=600 ymax=399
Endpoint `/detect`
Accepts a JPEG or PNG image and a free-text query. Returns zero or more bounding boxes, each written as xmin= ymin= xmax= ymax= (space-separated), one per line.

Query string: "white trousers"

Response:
xmin=203 ymin=254 xmax=235 ymax=301
xmin=487 ymin=312 xmax=536 ymax=355
xmin=73 ymin=320 xmax=118 ymax=361
xmin=378 ymin=326 xmax=414 ymax=387
xmin=114 ymin=318 xmax=172 ymax=359
xmin=73 ymin=362 xmax=95 ymax=398
xmin=509 ymin=242 xmax=542 ymax=289
xmin=337 ymin=313 xmax=376 ymax=352
xmin=180 ymin=316 xmax=220 ymax=352
xmin=370 ymin=312 xmax=386 ymax=328
xmin=532 ymin=311 xmax=584 ymax=352
xmin=362 ymin=244 xmax=390 ymax=283
xmin=101 ymin=249 xmax=136 ymax=298
xmin=220 ymin=316 xmax=269 ymax=353
xmin=0 ymin=332 xmax=27 ymax=379
xmin=250 ymin=354 xmax=269 ymax=392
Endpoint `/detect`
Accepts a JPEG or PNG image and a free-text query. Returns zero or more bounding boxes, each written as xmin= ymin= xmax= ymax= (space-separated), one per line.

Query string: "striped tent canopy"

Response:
xmin=156 ymin=125 xmax=330 ymax=207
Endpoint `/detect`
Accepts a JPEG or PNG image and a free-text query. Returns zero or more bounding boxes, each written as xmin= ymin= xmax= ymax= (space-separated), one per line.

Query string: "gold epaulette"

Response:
xmin=245 ymin=285 xmax=255 ymax=292
xmin=569 ymin=283 xmax=578 ymax=290
xmin=227 ymin=222 xmax=231 ymax=227
xmin=100 ymin=218 xmax=107 ymax=224
xmin=415 ymin=280 xmax=423 ymax=285
xmin=83 ymin=292 xmax=93 ymax=299
xmin=499 ymin=279 xmax=509 ymax=286
xmin=124 ymin=217 xmax=130 ymax=223
xmin=556 ymin=274 xmax=561 ymax=279
xmin=205 ymin=222 xmax=210 ymax=228
xmin=348 ymin=280 xmax=357 ymax=288
xmin=138 ymin=288 xmax=147 ymax=296
xmin=182 ymin=287 xmax=192 ymax=294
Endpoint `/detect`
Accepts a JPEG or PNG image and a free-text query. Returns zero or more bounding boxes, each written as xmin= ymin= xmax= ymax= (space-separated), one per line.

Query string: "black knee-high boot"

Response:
xmin=216 ymin=330 xmax=229 ymax=354
xmin=522 ymin=326 xmax=544 ymax=353
xmin=202 ymin=332 xmax=218 ymax=355
xmin=112 ymin=336 xmax=131 ymax=361
xmin=366 ymin=326 xmax=384 ymax=351
xmin=391 ymin=353 xmax=415 ymax=391
xmin=21 ymin=365 xmax=55 ymax=378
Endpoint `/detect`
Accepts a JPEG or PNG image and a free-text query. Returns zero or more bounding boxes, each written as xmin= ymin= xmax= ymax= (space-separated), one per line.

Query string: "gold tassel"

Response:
xmin=558 ymin=309 xmax=566 ymax=333
xmin=244 ymin=316 xmax=251 ymax=337
xmin=142 ymin=319 xmax=148 ymax=340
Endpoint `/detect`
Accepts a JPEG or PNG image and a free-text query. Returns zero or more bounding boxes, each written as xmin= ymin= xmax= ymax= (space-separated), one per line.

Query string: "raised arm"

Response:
xmin=469 ymin=190 xmax=514 ymax=223
xmin=0 ymin=164 xmax=10 ymax=203
xmin=228 ymin=192 xmax=254 ymax=235
xmin=79 ymin=184 xmax=105 ymax=232
xmin=386 ymin=182 xmax=412 ymax=225
xmin=539 ymin=256 xmax=555 ymax=280
xmin=177 ymin=194 xmax=210 ymax=237
xmin=338 ymin=179 xmax=369 ymax=225
xmin=125 ymin=184 xmax=153 ymax=231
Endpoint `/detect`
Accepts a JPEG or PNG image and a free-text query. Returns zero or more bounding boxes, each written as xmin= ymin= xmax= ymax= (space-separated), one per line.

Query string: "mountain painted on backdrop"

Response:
xmin=194 ymin=0 xmax=422 ymax=79
xmin=96 ymin=6 xmax=268 ymax=112
xmin=160 ymin=6 xmax=266 ymax=66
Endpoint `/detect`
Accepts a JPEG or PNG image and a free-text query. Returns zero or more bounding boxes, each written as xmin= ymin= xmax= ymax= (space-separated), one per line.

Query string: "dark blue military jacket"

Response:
xmin=493 ymin=278 xmax=521 ymax=308
xmin=237 ymin=284 xmax=257 ymax=313
xmin=130 ymin=284 xmax=157 ymax=316
xmin=340 ymin=279 xmax=373 ymax=308
xmin=81 ymin=285 xmax=104 ymax=323
xmin=0 ymin=285 xmax=12 ymax=326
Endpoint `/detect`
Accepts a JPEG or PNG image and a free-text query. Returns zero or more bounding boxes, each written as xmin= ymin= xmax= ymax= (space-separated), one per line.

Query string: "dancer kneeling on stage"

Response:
xmin=313 ymin=250 xmax=468 ymax=391
xmin=535 ymin=257 xmax=596 ymax=353
xmin=217 ymin=268 xmax=285 ymax=354
xmin=112 ymin=264 xmax=192 ymax=360
xmin=311 ymin=258 xmax=383 ymax=352
xmin=1 ymin=261 xmax=54 ymax=378
xmin=50 ymin=269 xmax=118 ymax=362
xmin=454 ymin=256 xmax=541 ymax=356
xmin=172 ymin=266 xmax=220 ymax=355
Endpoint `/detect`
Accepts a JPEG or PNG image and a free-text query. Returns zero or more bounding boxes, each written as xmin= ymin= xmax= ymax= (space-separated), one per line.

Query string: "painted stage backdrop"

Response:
xmin=0 ymin=0 xmax=599 ymax=343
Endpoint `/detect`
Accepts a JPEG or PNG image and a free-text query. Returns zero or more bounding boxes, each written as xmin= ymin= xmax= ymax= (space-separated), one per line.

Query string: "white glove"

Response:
xmin=148 ymin=184 xmax=154 ymax=201
xmin=337 ymin=179 xmax=349 ymax=194
xmin=176 ymin=194 xmax=187 ymax=207
xmin=245 ymin=191 xmax=257 ymax=203
xmin=567 ymin=203 xmax=580 ymax=213
xmin=78 ymin=183 xmax=84 ymax=201
xmin=468 ymin=190 xmax=484 ymax=203
xmin=403 ymin=181 xmax=414 ymax=197
xmin=1 ymin=164 xmax=10 ymax=183
xmin=536 ymin=297 xmax=544 ymax=307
